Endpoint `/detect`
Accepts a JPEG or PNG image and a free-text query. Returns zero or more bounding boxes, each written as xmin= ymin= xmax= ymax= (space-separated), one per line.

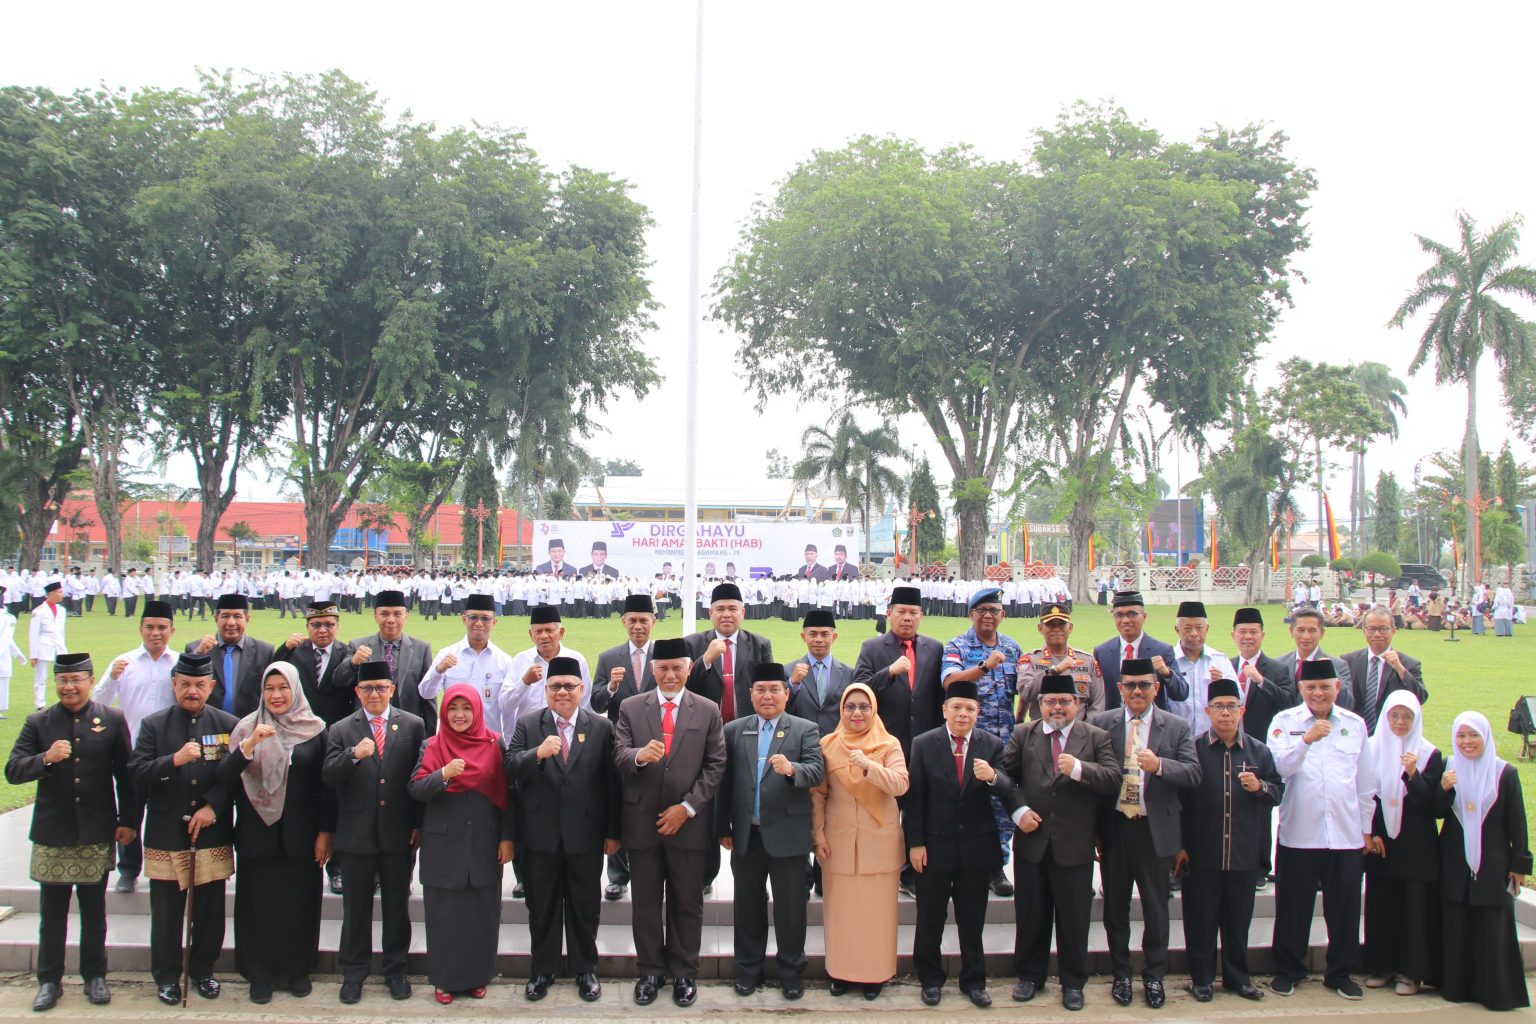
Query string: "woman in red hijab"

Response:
xmin=408 ymin=684 xmax=513 ymax=1004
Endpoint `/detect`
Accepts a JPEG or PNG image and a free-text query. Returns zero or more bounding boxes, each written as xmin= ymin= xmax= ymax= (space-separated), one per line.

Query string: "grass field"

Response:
xmin=6 ymin=602 xmax=1535 ymax=823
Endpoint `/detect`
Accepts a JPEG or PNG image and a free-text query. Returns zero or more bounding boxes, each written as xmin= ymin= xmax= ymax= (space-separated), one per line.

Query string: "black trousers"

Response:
xmin=336 ymin=851 xmax=413 ymax=981
xmin=913 ymin=863 xmax=989 ymax=991
xmin=523 ymin=847 xmax=603 ymax=977
xmin=149 ymin=878 xmax=226 ymax=985
xmin=1273 ymin=845 xmax=1363 ymax=986
xmin=1014 ymin=842 xmax=1093 ymax=989
xmin=104 ymin=597 xmax=117 ymax=615
xmin=117 ymin=832 xmax=143 ymax=876
xmin=123 ymin=595 xmax=138 ymax=618
xmin=628 ymin=843 xmax=704 ymax=979
xmin=1182 ymin=867 xmax=1259 ymax=987
xmin=730 ymin=828 xmax=809 ymax=984
xmin=606 ymin=846 xmax=630 ymax=886
xmin=1101 ymin=816 xmax=1172 ymax=981
xmin=37 ymin=878 xmax=108 ymax=984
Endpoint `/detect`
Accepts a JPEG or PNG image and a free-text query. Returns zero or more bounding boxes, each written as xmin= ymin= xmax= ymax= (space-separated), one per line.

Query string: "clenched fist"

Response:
xmin=351 ymin=645 xmax=374 ymax=666
xmin=522 ymin=663 xmax=544 ymax=686
xmin=888 ymin=655 xmax=911 ymax=678
xmin=173 ymin=740 xmax=203 ymax=767
xmin=441 ymin=757 xmax=467 ymax=780
xmin=1303 ymin=719 xmax=1332 ymax=745
xmin=536 ymin=735 xmax=564 ymax=760
xmin=353 ymin=737 xmax=376 ymax=760
xmin=110 ymin=659 xmax=129 ymax=680
xmin=44 ymin=740 xmax=72 ymax=765
xmin=636 ymin=739 xmax=667 ymax=765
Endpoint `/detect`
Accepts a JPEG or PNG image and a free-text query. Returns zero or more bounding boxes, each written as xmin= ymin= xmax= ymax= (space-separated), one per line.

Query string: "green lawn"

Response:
xmin=7 ymin=602 xmax=1535 ymax=823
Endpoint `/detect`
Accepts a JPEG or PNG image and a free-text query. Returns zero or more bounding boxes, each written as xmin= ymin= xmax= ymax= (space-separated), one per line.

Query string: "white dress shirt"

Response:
xmin=1269 ymin=702 xmax=1377 ymax=849
xmin=94 ymin=645 xmax=177 ymax=740
xmin=1172 ymin=644 xmax=1237 ymax=735
xmin=501 ymin=644 xmax=593 ymax=731
xmin=417 ymin=637 xmax=515 ymax=740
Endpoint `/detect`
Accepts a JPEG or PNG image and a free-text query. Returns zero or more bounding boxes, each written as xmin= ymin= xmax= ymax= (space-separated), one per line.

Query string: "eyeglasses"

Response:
xmin=842 ymin=702 xmax=873 ymax=713
xmin=546 ymin=682 xmax=580 ymax=692
xmin=1112 ymin=610 xmax=1145 ymax=620
xmin=1121 ymin=680 xmax=1156 ymax=691
xmin=357 ymin=685 xmax=392 ymax=695
xmin=971 ymin=606 xmax=1002 ymax=616
xmin=1207 ymin=703 xmax=1241 ymax=713
xmin=1039 ymin=697 xmax=1076 ymax=708
xmin=465 ymin=614 xmax=495 ymax=624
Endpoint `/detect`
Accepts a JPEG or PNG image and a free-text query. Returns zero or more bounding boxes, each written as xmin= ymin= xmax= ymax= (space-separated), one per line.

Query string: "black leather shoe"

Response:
xmin=863 ymin=982 xmax=883 ymax=1000
xmin=733 ymin=979 xmax=758 ymax=996
xmin=193 ymin=976 xmax=221 ymax=1000
xmin=899 ymin=879 xmax=918 ymax=898
xmin=605 ymin=882 xmax=627 ymax=901
xmin=577 ymin=972 xmax=601 ymax=1002
xmin=339 ymin=978 xmax=362 ymax=1004
xmin=1111 ymin=976 xmax=1133 ymax=1006
xmin=968 ymin=987 xmax=993 ymax=1008
xmin=513 ymin=883 xmax=526 ymax=899
xmin=990 ymin=867 xmax=1014 ymax=897
xmin=291 ymin=976 xmax=312 ymax=997
xmin=1012 ymin=979 xmax=1037 ymax=1002
xmin=83 ymin=977 xmax=110 ymax=1005
xmin=386 ymin=975 xmax=411 ymax=1000
xmin=157 ymin=983 xmax=182 ymax=1006
xmin=1062 ymin=987 xmax=1085 ymax=1011
xmin=921 ymin=985 xmax=943 ymax=1005
xmin=783 ymin=980 xmax=804 ymax=1000
xmin=113 ymin=873 xmax=137 ymax=894
xmin=329 ymin=873 xmax=344 ymax=894
xmin=1230 ymin=982 xmax=1264 ymax=1001
xmin=703 ymin=883 xmax=713 ymax=895
xmin=829 ymin=979 xmax=851 ymax=997
xmin=526 ymin=974 xmax=554 ymax=1001
xmin=673 ymin=977 xmax=697 ymax=1007
xmin=1190 ymin=983 xmax=1214 ymax=1002
xmin=249 ymin=980 xmax=272 ymax=1004
xmin=634 ymin=975 xmax=661 ymax=1005
xmin=32 ymin=981 xmax=60 ymax=1011
xmin=1145 ymin=980 xmax=1165 ymax=1008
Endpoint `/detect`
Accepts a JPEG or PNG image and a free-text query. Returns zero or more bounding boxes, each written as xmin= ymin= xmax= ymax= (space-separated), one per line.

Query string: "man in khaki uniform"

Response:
xmin=1016 ymin=605 xmax=1105 ymax=721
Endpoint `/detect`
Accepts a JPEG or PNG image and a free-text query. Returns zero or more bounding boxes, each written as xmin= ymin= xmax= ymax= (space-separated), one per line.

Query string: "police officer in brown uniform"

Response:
xmin=1016 ymin=606 xmax=1105 ymax=722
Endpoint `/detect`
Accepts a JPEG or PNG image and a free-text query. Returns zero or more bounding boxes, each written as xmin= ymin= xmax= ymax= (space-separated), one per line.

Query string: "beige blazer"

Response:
xmin=811 ymin=743 xmax=909 ymax=876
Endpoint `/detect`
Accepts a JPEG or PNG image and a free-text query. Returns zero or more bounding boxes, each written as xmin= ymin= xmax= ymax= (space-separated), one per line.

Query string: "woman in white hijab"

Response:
xmin=1361 ymin=692 xmax=1441 ymax=995
xmin=1436 ymin=711 xmax=1530 ymax=1010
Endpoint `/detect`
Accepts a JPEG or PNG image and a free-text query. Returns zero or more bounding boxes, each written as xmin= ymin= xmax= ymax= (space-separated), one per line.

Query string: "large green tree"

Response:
xmin=1373 ymin=471 xmax=1403 ymax=556
xmin=906 ymin=457 xmax=945 ymax=565
xmin=792 ymin=413 xmax=903 ymax=566
xmin=1345 ymin=362 xmax=1407 ymax=555
xmin=1390 ymin=212 xmax=1536 ymax=595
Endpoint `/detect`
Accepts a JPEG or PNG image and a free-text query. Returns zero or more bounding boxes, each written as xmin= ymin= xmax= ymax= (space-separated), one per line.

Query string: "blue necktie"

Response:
xmin=753 ymin=719 xmax=775 ymax=822
xmin=222 ymin=645 xmax=236 ymax=713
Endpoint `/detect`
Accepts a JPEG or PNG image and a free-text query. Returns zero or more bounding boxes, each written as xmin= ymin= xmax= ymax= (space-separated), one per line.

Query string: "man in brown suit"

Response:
xmin=614 ymin=637 xmax=727 ymax=1009
xmin=999 ymin=674 xmax=1120 ymax=1011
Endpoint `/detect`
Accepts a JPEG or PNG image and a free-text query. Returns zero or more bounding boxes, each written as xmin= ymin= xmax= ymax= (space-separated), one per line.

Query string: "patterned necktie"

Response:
xmin=952 ymin=733 xmax=965 ymax=786
xmin=384 ymin=641 xmax=398 ymax=678
xmin=633 ymin=647 xmax=644 ymax=690
xmin=314 ymin=645 xmax=325 ymax=678
xmin=1050 ymin=729 xmax=1063 ymax=777
xmin=1118 ymin=715 xmax=1144 ymax=817
xmin=661 ymin=700 xmax=676 ymax=757
xmin=558 ymin=718 xmax=570 ymax=763
xmin=1124 ymin=642 xmax=1133 ymax=663
xmin=371 ymin=715 xmax=387 ymax=755
xmin=1365 ymin=656 xmax=1382 ymax=728
xmin=720 ymin=638 xmax=735 ymax=721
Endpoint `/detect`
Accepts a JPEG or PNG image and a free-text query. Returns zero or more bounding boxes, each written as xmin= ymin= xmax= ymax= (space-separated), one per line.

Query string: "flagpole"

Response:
xmin=681 ymin=0 xmax=705 ymax=636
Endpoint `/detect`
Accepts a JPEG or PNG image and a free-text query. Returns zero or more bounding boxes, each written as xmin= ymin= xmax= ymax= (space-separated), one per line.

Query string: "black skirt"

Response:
xmin=424 ymin=882 xmax=501 ymax=992
xmin=1363 ymin=874 xmax=1440 ymax=983
xmin=1440 ymin=898 xmax=1531 ymax=1010
xmin=234 ymin=855 xmax=322 ymax=985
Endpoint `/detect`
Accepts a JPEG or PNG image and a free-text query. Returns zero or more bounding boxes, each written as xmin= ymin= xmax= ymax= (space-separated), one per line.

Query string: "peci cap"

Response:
xmin=1176 ymin=600 xmax=1208 ymax=619
xmin=528 ymin=603 xmax=560 ymax=624
xmin=1232 ymin=607 xmax=1264 ymax=627
xmin=1120 ymin=657 xmax=1156 ymax=676
xmin=622 ymin=593 xmax=655 ymax=615
xmin=651 ymin=638 xmax=690 ymax=661
xmin=888 ymin=586 xmax=922 ymax=608
xmin=1111 ymin=590 xmax=1145 ymax=609
xmin=173 ymin=653 xmax=214 ymax=677
xmin=546 ymin=656 xmax=582 ymax=679
xmin=802 ymin=609 xmax=836 ymax=629
xmin=710 ymin=583 xmax=743 ymax=605
xmin=751 ymin=663 xmax=787 ymax=684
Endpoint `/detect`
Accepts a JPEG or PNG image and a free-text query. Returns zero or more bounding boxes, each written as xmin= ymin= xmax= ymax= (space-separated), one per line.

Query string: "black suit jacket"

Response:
xmin=903 ymin=727 xmax=1018 ymax=872
xmin=1235 ymin=651 xmax=1296 ymax=739
xmin=6 ymin=701 xmax=136 ymax=846
xmin=322 ymin=707 xmax=427 ymax=855
xmin=795 ymin=563 xmax=830 ymax=581
xmin=684 ymin=628 xmax=773 ymax=722
xmin=188 ymin=634 xmax=276 ymax=719
xmin=852 ymin=631 xmax=943 ymax=754
xmin=1338 ymin=648 xmax=1428 ymax=732
xmin=1089 ymin=707 xmax=1202 ymax=858
xmin=272 ymin=640 xmax=357 ymax=725
xmin=999 ymin=718 xmax=1121 ymax=866
xmin=1180 ymin=732 xmax=1282 ymax=874
xmin=505 ymin=707 xmax=621 ymax=854
xmin=130 ymin=703 xmax=239 ymax=851
xmin=591 ymin=640 xmax=655 ymax=721
xmin=218 ymin=731 xmax=337 ymax=859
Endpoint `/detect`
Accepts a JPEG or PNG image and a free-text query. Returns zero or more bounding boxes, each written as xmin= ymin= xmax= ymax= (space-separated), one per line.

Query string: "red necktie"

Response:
xmin=1124 ymin=642 xmax=1133 ymax=662
xmin=1050 ymin=730 xmax=1063 ymax=776
xmin=371 ymin=716 xmax=387 ymax=755
xmin=902 ymin=639 xmax=916 ymax=678
xmin=952 ymin=734 xmax=965 ymax=786
xmin=720 ymin=637 xmax=736 ymax=722
xmin=661 ymin=700 xmax=676 ymax=757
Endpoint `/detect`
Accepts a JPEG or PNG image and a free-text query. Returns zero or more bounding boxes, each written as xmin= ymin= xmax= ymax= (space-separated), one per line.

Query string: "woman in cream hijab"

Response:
xmin=811 ymin=682 xmax=909 ymax=999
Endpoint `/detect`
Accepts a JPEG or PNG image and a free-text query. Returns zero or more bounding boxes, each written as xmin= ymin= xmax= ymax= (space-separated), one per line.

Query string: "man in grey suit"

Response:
xmin=715 ymin=664 xmax=825 ymax=999
xmin=592 ymin=593 xmax=658 ymax=900
xmin=614 ymin=638 xmax=727 ymax=1009
xmin=1090 ymin=660 xmax=1202 ymax=1009
xmin=785 ymin=609 xmax=853 ymax=734
xmin=184 ymin=593 xmax=275 ymax=718
xmin=1273 ymin=607 xmax=1353 ymax=714
xmin=332 ymin=590 xmax=437 ymax=737
xmin=1338 ymin=605 xmax=1427 ymax=734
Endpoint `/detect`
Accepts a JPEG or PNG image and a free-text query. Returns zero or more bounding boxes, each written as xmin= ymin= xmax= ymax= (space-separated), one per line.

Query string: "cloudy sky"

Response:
xmin=11 ymin=0 xmax=1535 ymax=533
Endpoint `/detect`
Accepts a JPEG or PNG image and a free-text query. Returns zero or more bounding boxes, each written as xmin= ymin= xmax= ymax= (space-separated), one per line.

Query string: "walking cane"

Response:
xmin=180 ymin=814 xmax=197 ymax=1008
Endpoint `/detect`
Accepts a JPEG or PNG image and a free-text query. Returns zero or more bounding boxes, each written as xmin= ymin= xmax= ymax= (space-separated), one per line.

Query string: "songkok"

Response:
xmin=54 ymin=652 xmax=93 ymax=675
xmin=1232 ymin=607 xmax=1264 ymax=627
xmin=651 ymin=638 xmax=689 ymax=661
xmin=1121 ymin=657 xmax=1156 ymax=676
xmin=802 ymin=609 xmax=836 ymax=629
xmin=888 ymin=586 xmax=922 ymax=608
xmin=1039 ymin=604 xmax=1071 ymax=624
xmin=356 ymin=661 xmax=392 ymax=683
xmin=751 ymin=663 xmax=786 ymax=684
xmin=306 ymin=601 xmax=340 ymax=619
xmin=173 ymin=653 xmax=214 ymax=677
xmin=529 ymin=603 xmax=560 ymax=624
xmin=1040 ymin=674 xmax=1076 ymax=695
xmin=590 ymin=541 xmax=607 ymax=552
xmin=834 ymin=544 xmax=847 ymax=554
xmin=548 ymin=538 xmax=565 ymax=550
xmin=1207 ymin=679 xmax=1242 ymax=702
xmin=1176 ymin=600 xmax=1208 ymax=619
xmin=141 ymin=600 xmax=175 ymax=621
xmin=1111 ymin=590 xmax=1145 ymax=608
xmin=466 ymin=594 xmax=497 ymax=613
xmin=804 ymin=544 xmax=818 ymax=553
xmin=622 ymin=594 xmax=655 ymax=615
xmin=945 ymin=678 xmax=980 ymax=703
xmin=215 ymin=594 xmax=249 ymax=611
xmin=1299 ymin=659 xmax=1337 ymax=682
xmin=375 ymin=590 xmax=407 ymax=608
xmin=43 ymin=582 xmax=62 ymax=594
xmin=710 ymin=583 xmax=743 ymax=604
xmin=968 ymin=586 xmax=1003 ymax=610
xmin=546 ymin=656 xmax=582 ymax=679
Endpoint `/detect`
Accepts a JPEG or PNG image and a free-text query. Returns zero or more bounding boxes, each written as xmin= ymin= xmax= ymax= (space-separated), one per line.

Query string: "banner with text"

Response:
xmin=531 ymin=520 xmax=865 ymax=579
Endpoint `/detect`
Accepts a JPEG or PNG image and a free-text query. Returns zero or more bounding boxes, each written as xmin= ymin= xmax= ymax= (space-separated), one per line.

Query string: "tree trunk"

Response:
xmin=1464 ymin=356 xmax=1480 ymax=599
xmin=1068 ymin=508 xmax=1095 ymax=602
xmin=86 ymin=421 xmax=126 ymax=573
xmin=192 ymin=452 xmax=238 ymax=574
xmin=954 ymin=490 xmax=987 ymax=578
xmin=16 ymin=479 xmax=61 ymax=569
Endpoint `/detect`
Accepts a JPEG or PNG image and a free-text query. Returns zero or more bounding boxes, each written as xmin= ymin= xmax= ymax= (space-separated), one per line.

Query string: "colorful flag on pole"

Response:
xmin=1145 ymin=522 xmax=1154 ymax=560
xmin=1323 ymin=494 xmax=1342 ymax=561
xmin=1270 ymin=531 xmax=1280 ymax=571
xmin=1087 ymin=533 xmax=1095 ymax=571
xmin=1022 ymin=524 xmax=1032 ymax=564
xmin=1210 ymin=519 xmax=1219 ymax=570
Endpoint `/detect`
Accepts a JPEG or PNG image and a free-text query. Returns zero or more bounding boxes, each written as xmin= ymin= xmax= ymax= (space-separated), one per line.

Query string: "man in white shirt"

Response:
xmin=1170 ymin=601 xmax=1236 ymax=735
xmin=28 ymin=582 xmax=68 ymax=709
xmin=416 ymin=594 xmax=515 ymax=737
xmin=503 ymin=605 xmax=593 ymax=731
xmin=94 ymin=599 xmax=178 ymax=893
xmin=1266 ymin=659 xmax=1376 ymax=1001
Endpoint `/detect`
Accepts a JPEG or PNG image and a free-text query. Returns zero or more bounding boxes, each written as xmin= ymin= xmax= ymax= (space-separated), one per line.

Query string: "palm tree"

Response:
xmin=1390 ymin=212 xmax=1536 ymax=596
xmin=794 ymin=413 xmax=904 ymax=566
xmin=1345 ymin=362 xmax=1406 ymax=553
xmin=354 ymin=504 xmax=398 ymax=569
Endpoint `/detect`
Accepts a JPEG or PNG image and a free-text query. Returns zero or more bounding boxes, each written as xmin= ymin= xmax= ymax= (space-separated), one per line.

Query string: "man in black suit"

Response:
xmin=1000 ymin=674 xmax=1121 ymax=1011
xmin=129 ymin=653 xmax=238 ymax=1005
xmin=506 ymin=657 xmax=621 ymax=1003
xmin=591 ymin=593 xmax=657 ymax=899
xmin=852 ymin=585 xmax=942 ymax=754
xmin=1090 ymin=660 xmax=1202 ymax=1009
xmin=333 ymin=589 xmax=437 ymax=737
xmin=1228 ymin=607 xmax=1296 ymax=740
xmin=5 ymin=653 xmax=136 ymax=1012
xmin=321 ymin=661 xmax=427 ymax=1005
xmin=184 ymin=594 xmax=275 ymax=719
xmin=907 ymin=680 xmax=1017 ymax=1008
xmin=828 ymin=544 xmax=859 ymax=581
xmin=794 ymin=544 xmax=829 ymax=581
xmin=1272 ymin=606 xmax=1354 ymax=708
xmin=580 ymin=540 xmax=622 ymax=578
xmin=1091 ymin=591 xmax=1190 ymax=711
xmin=715 ymin=664 xmax=825 ymax=999
xmin=614 ymin=638 xmax=727 ymax=1008
xmin=1174 ymin=679 xmax=1282 ymax=1002
xmin=534 ymin=538 xmax=579 ymax=577
xmin=1338 ymin=606 xmax=1428 ymax=733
